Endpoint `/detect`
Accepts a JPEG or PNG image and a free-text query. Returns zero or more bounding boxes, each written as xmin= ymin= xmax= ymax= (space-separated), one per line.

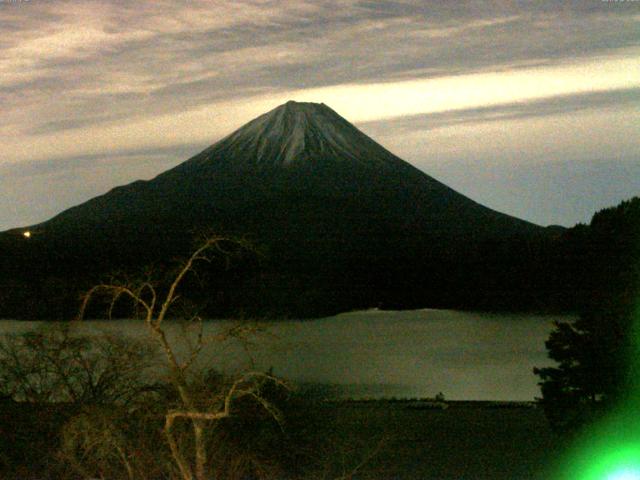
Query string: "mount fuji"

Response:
xmin=1 ymin=101 xmax=553 ymax=318
xmin=38 ymin=101 xmax=540 ymax=239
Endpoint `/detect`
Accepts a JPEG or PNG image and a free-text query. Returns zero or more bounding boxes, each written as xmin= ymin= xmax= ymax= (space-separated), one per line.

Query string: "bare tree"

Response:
xmin=0 ymin=325 xmax=160 ymax=479
xmin=0 ymin=324 xmax=157 ymax=404
xmin=78 ymin=235 xmax=286 ymax=480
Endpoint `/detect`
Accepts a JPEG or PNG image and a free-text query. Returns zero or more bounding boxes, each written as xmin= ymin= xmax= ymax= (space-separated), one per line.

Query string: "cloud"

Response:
xmin=423 ymin=157 xmax=640 ymax=228
xmin=0 ymin=144 xmax=197 ymax=179
xmin=3 ymin=50 xmax=637 ymax=168
xmin=2 ymin=0 xmax=638 ymax=140
xmin=1 ymin=0 xmax=639 ymax=229
xmin=359 ymin=87 xmax=640 ymax=134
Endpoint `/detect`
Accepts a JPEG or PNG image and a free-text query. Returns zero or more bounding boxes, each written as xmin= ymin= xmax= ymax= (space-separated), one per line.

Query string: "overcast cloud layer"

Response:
xmin=1 ymin=0 xmax=639 ymax=229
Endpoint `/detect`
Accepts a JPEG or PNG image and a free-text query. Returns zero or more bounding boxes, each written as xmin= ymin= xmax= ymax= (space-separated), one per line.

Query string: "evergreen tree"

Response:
xmin=535 ymin=197 xmax=640 ymax=433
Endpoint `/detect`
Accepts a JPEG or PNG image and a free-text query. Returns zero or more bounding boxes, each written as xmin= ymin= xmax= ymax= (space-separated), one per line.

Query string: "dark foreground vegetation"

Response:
xmin=535 ymin=197 xmax=640 ymax=434
xmin=0 ymin=395 xmax=561 ymax=480
xmin=0 ymin=325 xmax=355 ymax=480
xmin=0 ymin=197 xmax=637 ymax=478
xmin=0 ymin=323 xmax=562 ymax=479
xmin=0 ymin=232 xmax=566 ymax=480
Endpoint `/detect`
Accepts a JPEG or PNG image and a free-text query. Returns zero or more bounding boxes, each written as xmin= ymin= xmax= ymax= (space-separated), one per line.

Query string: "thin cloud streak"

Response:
xmin=360 ymin=87 xmax=640 ymax=135
xmin=3 ymin=51 xmax=638 ymax=165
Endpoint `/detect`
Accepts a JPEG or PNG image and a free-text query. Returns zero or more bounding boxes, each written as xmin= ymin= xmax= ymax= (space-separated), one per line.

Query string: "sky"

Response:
xmin=1 ymin=0 xmax=639 ymax=230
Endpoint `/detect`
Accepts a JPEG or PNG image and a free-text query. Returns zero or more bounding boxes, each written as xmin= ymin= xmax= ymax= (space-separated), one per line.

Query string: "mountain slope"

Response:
xmin=1 ymin=101 xmax=554 ymax=318
xmin=41 ymin=101 xmax=540 ymax=238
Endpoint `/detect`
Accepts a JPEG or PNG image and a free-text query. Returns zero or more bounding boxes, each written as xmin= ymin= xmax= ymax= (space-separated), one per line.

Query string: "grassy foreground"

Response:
xmin=300 ymin=400 xmax=562 ymax=480
xmin=1 ymin=397 xmax=562 ymax=479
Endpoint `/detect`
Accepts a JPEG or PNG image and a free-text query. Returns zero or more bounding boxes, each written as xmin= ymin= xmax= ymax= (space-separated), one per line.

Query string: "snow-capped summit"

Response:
xmin=171 ymin=101 xmax=409 ymax=172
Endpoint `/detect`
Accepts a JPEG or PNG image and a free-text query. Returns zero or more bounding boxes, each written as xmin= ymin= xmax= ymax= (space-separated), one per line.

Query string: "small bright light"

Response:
xmin=606 ymin=468 xmax=640 ymax=480
xmin=22 ymin=231 xmax=31 ymax=238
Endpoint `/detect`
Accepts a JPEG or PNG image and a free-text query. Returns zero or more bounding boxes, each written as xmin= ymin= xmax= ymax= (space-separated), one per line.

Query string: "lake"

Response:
xmin=0 ymin=309 xmax=571 ymax=401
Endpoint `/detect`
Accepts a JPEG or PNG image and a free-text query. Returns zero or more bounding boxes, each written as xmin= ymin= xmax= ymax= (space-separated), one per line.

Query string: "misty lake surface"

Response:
xmin=0 ymin=309 xmax=571 ymax=401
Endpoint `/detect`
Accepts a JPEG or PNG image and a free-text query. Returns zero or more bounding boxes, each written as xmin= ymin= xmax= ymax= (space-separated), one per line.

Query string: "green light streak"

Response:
xmin=607 ymin=468 xmax=640 ymax=480
xmin=554 ymin=303 xmax=640 ymax=480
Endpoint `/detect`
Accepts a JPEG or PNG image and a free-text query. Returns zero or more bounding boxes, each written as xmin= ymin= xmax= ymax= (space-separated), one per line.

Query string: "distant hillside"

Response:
xmin=550 ymin=196 xmax=640 ymax=313
xmin=0 ymin=101 xmax=565 ymax=319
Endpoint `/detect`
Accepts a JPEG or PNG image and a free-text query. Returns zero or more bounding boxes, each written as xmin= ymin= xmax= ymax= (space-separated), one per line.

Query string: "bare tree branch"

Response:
xmin=73 ymin=235 xmax=283 ymax=480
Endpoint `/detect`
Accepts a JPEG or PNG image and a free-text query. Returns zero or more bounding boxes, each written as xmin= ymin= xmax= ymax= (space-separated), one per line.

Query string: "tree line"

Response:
xmin=535 ymin=197 xmax=640 ymax=433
